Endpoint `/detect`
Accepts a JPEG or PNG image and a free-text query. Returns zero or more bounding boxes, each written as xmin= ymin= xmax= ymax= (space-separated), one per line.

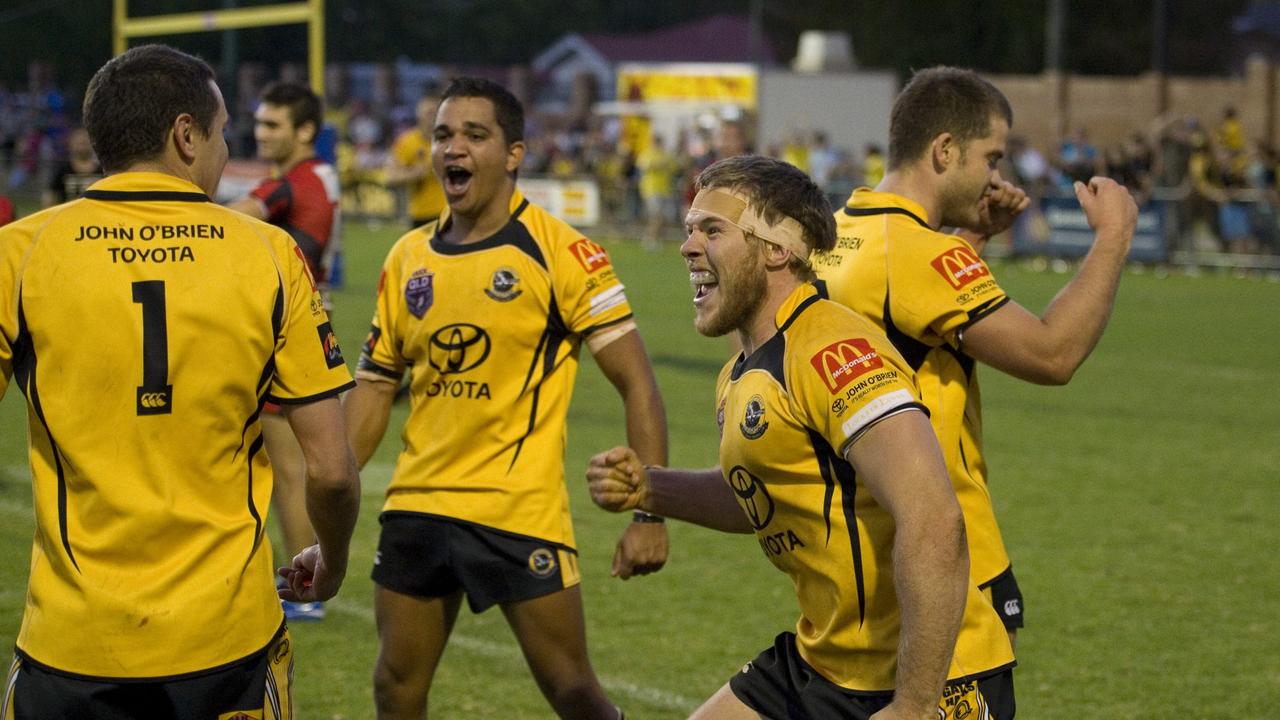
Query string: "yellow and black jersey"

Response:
xmin=389 ymin=128 xmax=446 ymax=223
xmin=715 ymin=282 xmax=1013 ymax=692
xmin=0 ymin=172 xmax=353 ymax=679
xmin=359 ymin=189 xmax=634 ymax=549
xmin=818 ymin=188 xmax=1012 ymax=588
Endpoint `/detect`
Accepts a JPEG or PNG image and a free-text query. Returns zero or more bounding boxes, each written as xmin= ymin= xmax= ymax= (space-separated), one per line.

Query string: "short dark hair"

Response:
xmin=83 ymin=44 xmax=219 ymax=172
xmin=260 ymin=81 xmax=323 ymax=137
xmin=440 ymin=76 xmax=524 ymax=144
xmin=888 ymin=66 xmax=1012 ymax=170
xmin=696 ymin=155 xmax=836 ymax=275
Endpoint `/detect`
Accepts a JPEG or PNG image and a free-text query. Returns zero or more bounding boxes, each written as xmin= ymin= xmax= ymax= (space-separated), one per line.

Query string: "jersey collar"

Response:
xmin=841 ymin=187 xmax=931 ymax=229
xmin=80 ymin=172 xmax=210 ymax=202
xmin=430 ymin=188 xmax=532 ymax=256
xmin=773 ymin=281 xmax=825 ymax=332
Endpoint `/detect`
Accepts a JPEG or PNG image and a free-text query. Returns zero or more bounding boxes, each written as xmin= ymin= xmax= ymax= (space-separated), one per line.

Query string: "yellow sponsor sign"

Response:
xmin=617 ymin=65 xmax=757 ymax=106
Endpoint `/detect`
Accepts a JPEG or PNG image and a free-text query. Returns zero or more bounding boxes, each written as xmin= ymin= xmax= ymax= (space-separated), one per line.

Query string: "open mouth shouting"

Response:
xmin=443 ymin=164 xmax=473 ymax=198
xmin=690 ymin=269 xmax=718 ymax=307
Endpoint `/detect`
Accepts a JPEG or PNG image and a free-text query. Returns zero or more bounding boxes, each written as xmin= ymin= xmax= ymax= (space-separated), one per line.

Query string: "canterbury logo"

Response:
xmin=569 ymin=238 xmax=610 ymax=273
xmin=930 ymin=247 xmax=990 ymax=290
xmin=809 ymin=338 xmax=883 ymax=394
xmin=139 ymin=392 xmax=168 ymax=408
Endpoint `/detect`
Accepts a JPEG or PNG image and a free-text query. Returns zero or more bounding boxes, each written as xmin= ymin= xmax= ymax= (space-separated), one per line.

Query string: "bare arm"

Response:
xmin=851 ymin=410 xmax=967 ymax=720
xmin=591 ymin=329 xmax=671 ymax=577
xmin=226 ymin=196 xmax=268 ymax=221
xmin=961 ymin=177 xmax=1138 ymax=385
xmin=585 ymin=447 xmax=751 ymax=533
xmin=591 ymin=329 xmax=668 ymax=467
xmin=344 ymin=376 xmax=398 ymax=469
xmin=278 ymin=396 xmax=361 ymax=602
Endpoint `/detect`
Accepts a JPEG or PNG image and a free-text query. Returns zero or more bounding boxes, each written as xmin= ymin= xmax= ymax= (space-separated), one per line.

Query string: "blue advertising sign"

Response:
xmin=1013 ymin=196 xmax=1168 ymax=263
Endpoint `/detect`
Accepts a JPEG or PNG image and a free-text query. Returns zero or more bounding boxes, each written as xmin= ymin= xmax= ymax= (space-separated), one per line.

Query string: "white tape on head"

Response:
xmin=690 ymin=187 xmax=809 ymax=262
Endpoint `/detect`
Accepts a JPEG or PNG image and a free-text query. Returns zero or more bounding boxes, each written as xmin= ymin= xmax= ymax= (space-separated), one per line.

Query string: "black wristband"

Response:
xmin=632 ymin=510 xmax=665 ymax=524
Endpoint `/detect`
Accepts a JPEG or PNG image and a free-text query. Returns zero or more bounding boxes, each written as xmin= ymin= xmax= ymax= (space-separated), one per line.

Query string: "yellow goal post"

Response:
xmin=112 ymin=0 xmax=325 ymax=95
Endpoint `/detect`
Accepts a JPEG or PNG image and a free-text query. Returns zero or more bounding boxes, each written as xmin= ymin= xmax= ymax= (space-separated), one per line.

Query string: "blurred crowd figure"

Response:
xmin=1006 ymin=106 xmax=1280 ymax=255
xmin=3 ymin=79 xmax=1277 ymax=256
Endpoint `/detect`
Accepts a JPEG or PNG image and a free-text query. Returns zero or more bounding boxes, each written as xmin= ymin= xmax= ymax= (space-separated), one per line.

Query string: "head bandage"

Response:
xmin=689 ymin=188 xmax=810 ymax=263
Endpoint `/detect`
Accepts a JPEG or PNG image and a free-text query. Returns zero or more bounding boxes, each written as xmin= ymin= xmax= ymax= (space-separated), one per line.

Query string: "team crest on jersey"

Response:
xmin=810 ymin=338 xmax=884 ymax=394
xmin=317 ymin=321 xmax=345 ymax=369
xmin=217 ymin=712 xmax=262 ymax=720
xmin=930 ymin=246 xmax=991 ymax=290
xmin=739 ymin=395 xmax=769 ymax=439
xmin=527 ymin=548 xmax=558 ymax=578
xmin=405 ymin=268 xmax=435 ymax=318
xmin=485 ymin=266 xmax=522 ymax=301
xmin=716 ymin=399 xmax=726 ymax=437
xmin=569 ymin=238 xmax=610 ymax=273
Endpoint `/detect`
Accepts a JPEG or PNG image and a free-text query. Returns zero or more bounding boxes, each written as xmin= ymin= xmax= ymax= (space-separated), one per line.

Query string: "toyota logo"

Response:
xmin=727 ymin=465 xmax=774 ymax=530
xmin=428 ymin=323 xmax=491 ymax=374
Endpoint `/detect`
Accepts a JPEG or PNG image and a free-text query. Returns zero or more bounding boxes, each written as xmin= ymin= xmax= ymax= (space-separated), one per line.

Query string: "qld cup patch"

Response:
xmin=405 ymin=268 xmax=435 ymax=318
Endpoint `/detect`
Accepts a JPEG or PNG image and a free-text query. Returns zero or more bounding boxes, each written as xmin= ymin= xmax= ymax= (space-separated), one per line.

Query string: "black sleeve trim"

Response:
xmin=356 ymin=356 xmax=403 ymax=379
xmin=839 ymin=402 xmax=931 ymax=455
xmin=579 ymin=313 xmax=634 ymax=337
xmin=267 ymin=380 xmax=355 ymax=405
xmin=961 ymin=295 xmax=1011 ymax=330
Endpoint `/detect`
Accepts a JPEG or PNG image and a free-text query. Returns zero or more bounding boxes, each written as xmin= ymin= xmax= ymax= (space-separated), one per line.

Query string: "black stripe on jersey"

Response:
xmin=882 ymin=293 xmax=932 ymax=372
xmin=82 ymin=190 xmax=210 ymax=203
xmin=429 ymin=201 xmax=546 ymax=270
xmin=842 ymin=205 xmax=930 ymax=229
xmin=509 ymin=295 xmax=570 ymax=471
xmin=808 ymin=428 xmax=865 ymax=628
xmin=245 ymin=432 xmax=266 ymax=557
xmin=14 ymin=300 xmax=80 ymax=572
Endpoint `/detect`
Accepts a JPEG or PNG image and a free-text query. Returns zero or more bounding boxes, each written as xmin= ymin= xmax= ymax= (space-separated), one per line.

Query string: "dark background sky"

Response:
xmin=0 ymin=0 xmax=1254 ymax=93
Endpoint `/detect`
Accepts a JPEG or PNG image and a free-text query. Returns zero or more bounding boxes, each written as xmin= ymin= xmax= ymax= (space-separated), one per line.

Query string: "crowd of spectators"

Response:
xmin=3 ymin=79 xmax=1278 ymax=256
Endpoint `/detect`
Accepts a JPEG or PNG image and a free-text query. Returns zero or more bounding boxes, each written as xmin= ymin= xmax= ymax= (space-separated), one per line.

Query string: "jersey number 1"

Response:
xmin=133 ymin=280 xmax=173 ymax=415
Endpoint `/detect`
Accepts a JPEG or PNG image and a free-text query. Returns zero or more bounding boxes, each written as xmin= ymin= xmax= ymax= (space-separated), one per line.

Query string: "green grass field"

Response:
xmin=1 ymin=221 xmax=1277 ymax=718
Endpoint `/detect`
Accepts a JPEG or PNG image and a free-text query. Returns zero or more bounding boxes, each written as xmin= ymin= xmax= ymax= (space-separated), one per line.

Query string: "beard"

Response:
xmin=694 ymin=249 xmax=767 ymax=338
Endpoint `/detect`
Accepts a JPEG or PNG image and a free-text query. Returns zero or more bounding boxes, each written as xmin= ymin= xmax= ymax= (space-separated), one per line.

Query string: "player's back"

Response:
xmin=0 ymin=172 xmax=304 ymax=678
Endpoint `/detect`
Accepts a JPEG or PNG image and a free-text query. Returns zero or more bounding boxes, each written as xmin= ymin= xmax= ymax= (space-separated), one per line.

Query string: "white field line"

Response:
xmin=327 ymin=599 xmax=699 ymax=713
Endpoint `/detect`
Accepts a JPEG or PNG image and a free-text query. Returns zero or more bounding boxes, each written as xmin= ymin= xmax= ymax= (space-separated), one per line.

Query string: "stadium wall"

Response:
xmin=989 ymin=57 xmax=1278 ymax=150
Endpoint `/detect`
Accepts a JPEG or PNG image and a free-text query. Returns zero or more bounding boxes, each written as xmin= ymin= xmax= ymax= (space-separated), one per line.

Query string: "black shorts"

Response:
xmin=981 ymin=566 xmax=1025 ymax=631
xmin=729 ymin=631 xmax=1015 ymax=720
xmin=371 ymin=511 xmax=580 ymax=613
xmin=3 ymin=625 xmax=293 ymax=720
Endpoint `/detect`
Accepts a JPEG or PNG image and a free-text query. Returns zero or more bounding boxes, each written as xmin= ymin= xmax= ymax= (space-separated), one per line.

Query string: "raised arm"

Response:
xmin=278 ymin=396 xmax=361 ymax=603
xmin=960 ymin=176 xmax=1138 ymax=385
xmin=849 ymin=410 xmax=967 ymax=720
xmin=591 ymin=329 xmax=671 ymax=578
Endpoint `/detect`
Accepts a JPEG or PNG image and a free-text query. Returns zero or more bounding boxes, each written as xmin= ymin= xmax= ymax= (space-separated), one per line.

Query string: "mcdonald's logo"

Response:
xmin=930 ymin=247 xmax=990 ymax=290
xmin=809 ymin=338 xmax=883 ymax=394
xmin=569 ymin=238 xmax=610 ymax=273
